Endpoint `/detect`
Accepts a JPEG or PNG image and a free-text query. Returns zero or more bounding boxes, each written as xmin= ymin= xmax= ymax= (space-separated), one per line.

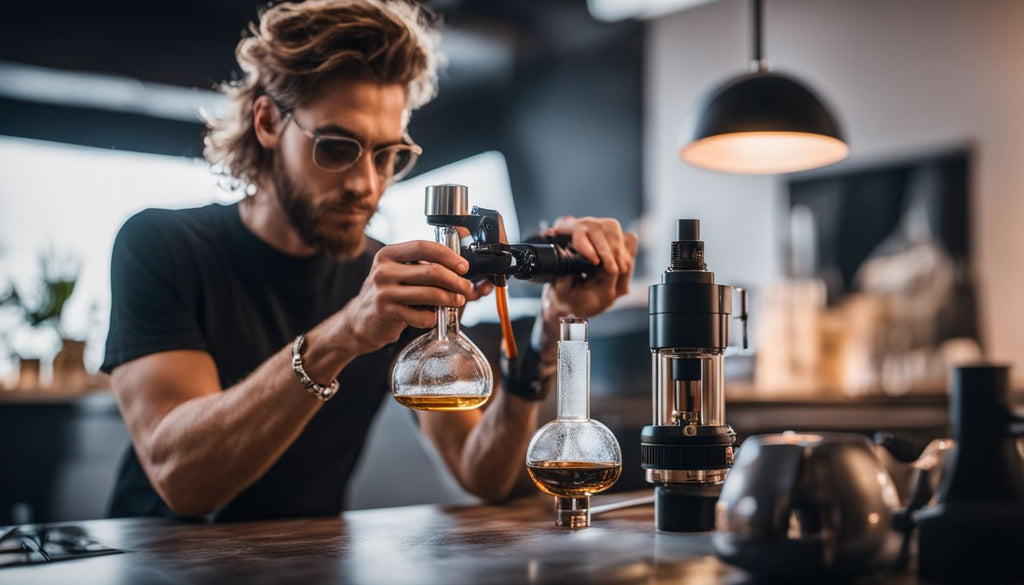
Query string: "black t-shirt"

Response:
xmin=102 ymin=202 xmax=402 ymax=521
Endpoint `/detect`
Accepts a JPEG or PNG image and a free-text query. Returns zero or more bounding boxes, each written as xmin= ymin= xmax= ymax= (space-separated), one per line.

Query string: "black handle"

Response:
xmin=874 ymin=432 xmax=931 ymax=463
xmin=510 ymin=243 xmax=596 ymax=283
xmin=459 ymin=241 xmax=596 ymax=284
xmin=460 ymin=244 xmax=513 ymax=284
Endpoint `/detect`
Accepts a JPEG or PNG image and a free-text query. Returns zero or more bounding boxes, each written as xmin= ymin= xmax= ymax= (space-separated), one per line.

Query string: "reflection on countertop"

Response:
xmin=0 ymin=491 xmax=921 ymax=585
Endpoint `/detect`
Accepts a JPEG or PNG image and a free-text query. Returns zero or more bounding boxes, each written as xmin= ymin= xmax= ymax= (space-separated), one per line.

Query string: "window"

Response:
xmin=367 ymin=150 xmax=520 ymax=244
xmin=0 ymin=137 xmax=226 ymax=380
xmin=372 ymin=151 xmax=534 ymax=326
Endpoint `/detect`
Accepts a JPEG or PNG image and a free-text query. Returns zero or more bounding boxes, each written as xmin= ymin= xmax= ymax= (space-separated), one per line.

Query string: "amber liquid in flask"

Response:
xmin=392 ymin=394 xmax=490 ymax=412
xmin=527 ymin=461 xmax=622 ymax=497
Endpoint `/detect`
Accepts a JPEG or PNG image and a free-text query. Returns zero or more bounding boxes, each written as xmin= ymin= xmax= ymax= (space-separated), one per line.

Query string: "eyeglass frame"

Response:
xmin=271 ymin=100 xmax=423 ymax=183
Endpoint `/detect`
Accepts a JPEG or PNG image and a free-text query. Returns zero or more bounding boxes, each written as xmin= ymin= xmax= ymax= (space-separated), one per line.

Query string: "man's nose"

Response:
xmin=342 ymin=151 xmax=379 ymax=198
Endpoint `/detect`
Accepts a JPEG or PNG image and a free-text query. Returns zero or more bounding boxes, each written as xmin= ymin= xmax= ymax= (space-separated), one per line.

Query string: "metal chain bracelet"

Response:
xmin=291 ymin=335 xmax=339 ymax=401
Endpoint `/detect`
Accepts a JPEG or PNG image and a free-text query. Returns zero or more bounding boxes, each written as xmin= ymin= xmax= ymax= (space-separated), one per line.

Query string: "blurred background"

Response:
xmin=1 ymin=0 xmax=1022 ymax=523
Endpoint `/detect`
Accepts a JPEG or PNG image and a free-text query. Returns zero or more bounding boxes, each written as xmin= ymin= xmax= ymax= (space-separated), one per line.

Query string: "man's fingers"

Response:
xmin=379 ymin=240 xmax=469 ymax=275
xmin=385 ymin=261 xmax=474 ymax=295
xmin=564 ymin=225 xmax=599 ymax=266
xmin=389 ymin=304 xmax=437 ymax=330
xmin=550 ymin=215 xmax=577 ymax=232
xmin=467 ymin=280 xmax=495 ymax=301
xmin=602 ymin=222 xmax=629 ymax=274
xmin=550 ymin=217 xmax=630 ymax=273
xmin=618 ymin=232 xmax=638 ymax=295
xmin=540 ymin=218 xmax=637 ymax=326
xmin=601 ymin=218 xmax=625 ymax=251
xmin=386 ymin=285 xmax=467 ymax=309
xmin=578 ymin=225 xmax=619 ymax=273
xmin=624 ymin=232 xmax=638 ymax=255
xmin=616 ymin=267 xmax=631 ymax=297
xmin=619 ymin=231 xmax=637 ymax=274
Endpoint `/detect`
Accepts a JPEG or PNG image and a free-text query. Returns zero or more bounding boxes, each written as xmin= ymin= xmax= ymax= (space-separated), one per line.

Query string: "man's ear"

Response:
xmin=253 ymin=95 xmax=281 ymax=150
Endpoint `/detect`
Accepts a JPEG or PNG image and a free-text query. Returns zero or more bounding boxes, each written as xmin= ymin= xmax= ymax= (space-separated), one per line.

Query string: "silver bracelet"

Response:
xmin=291 ymin=335 xmax=338 ymax=401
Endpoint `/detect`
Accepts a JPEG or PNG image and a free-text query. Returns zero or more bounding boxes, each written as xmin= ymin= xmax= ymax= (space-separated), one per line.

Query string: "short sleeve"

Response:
xmin=100 ymin=210 xmax=207 ymax=373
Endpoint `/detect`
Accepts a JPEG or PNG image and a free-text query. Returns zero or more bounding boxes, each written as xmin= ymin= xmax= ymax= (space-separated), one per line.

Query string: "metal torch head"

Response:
xmin=425 ymin=184 xmax=469 ymax=220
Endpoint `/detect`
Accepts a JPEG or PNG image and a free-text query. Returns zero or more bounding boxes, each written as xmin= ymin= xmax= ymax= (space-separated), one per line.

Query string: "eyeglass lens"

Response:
xmin=313 ymin=138 xmax=414 ymax=177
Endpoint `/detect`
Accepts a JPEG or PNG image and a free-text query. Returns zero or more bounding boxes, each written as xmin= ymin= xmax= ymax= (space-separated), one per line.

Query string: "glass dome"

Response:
xmin=390 ymin=308 xmax=492 ymax=411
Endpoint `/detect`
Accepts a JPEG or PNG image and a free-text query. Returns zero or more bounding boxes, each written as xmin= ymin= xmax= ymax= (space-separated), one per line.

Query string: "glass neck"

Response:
xmin=437 ymin=306 xmax=460 ymax=339
xmin=556 ymin=337 xmax=590 ymax=420
xmin=435 ymin=225 xmax=462 ymax=340
xmin=435 ymin=225 xmax=460 ymax=252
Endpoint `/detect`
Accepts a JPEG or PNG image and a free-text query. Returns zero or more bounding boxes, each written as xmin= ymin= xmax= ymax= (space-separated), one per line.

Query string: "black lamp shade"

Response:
xmin=679 ymin=71 xmax=848 ymax=174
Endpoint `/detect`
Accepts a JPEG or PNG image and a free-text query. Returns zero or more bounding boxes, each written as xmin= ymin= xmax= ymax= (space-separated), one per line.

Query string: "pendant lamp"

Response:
xmin=678 ymin=0 xmax=848 ymax=174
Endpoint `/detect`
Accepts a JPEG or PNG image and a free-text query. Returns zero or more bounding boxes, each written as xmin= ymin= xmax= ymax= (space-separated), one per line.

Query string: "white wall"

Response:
xmin=646 ymin=0 xmax=1024 ymax=381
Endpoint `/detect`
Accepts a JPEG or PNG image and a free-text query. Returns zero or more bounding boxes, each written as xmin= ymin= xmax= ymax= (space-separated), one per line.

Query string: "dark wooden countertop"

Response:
xmin=1 ymin=490 xmax=925 ymax=585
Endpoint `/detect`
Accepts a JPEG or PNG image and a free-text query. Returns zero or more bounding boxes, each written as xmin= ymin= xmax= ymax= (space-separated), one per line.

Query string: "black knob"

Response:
xmin=676 ymin=219 xmax=700 ymax=241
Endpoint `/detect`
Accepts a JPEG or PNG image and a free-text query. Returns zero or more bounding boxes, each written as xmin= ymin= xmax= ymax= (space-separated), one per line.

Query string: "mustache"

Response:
xmin=316 ymin=194 xmax=375 ymax=214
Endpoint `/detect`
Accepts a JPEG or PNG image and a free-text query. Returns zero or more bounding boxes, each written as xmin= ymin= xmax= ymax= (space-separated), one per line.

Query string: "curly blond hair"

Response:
xmin=203 ymin=0 xmax=441 ymax=189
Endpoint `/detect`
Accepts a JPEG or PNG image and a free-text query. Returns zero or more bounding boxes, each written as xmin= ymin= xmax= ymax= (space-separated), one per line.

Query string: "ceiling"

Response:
xmin=0 ymin=0 xmax=620 ymax=91
xmin=0 ymin=0 xmax=647 ymax=245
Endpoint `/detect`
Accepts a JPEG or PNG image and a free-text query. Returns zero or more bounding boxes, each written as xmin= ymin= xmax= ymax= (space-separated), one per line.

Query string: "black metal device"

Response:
xmin=425 ymin=184 xmax=595 ymax=285
xmin=915 ymin=364 xmax=1024 ymax=584
xmin=641 ymin=219 xmax=748 ymax=532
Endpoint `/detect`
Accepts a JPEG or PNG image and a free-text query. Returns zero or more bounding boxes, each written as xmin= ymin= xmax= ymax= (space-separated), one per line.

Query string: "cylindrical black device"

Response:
xmin=915 ymin=364 xmax=1024 ymax=584
xmin=641 ymin=219 xmax=746 ymax=532
xmin=509 ymin=243 xmax=595 ymax=283
xmin=424 ymin=193 xmax=597 ymax=285
xmin=459 ymin=242 xmax=596 ymax=284
xmin=943 ymin=365 xmax=1024 ymax=501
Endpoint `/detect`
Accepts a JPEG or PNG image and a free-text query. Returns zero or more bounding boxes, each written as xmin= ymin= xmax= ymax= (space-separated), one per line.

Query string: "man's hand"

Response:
xmin=336 ymin=240 xmax=492 ymax=353
xmin=542 ymin=216 xmax=638 ymax=321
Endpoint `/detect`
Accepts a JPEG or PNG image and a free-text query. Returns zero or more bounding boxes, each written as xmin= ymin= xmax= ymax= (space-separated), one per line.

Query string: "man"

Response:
xmin=102 ymin=0 xmax=637 ymax=521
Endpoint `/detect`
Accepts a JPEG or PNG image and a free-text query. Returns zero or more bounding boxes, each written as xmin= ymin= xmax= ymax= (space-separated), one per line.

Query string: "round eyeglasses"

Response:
xmin=285 ymin=112 xmax=422 ymax=182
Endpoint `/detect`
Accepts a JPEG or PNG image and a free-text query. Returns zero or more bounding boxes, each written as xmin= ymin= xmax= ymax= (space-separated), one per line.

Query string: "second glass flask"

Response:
xmin=526 ymin=318 xmax=622 ymax=528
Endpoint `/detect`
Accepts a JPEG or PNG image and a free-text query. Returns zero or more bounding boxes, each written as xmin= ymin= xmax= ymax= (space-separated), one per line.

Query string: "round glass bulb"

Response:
xmin=526 ymin=419 xmax=622 ymax=498
xmin=390 ymin=320 xmax=492 ymax=412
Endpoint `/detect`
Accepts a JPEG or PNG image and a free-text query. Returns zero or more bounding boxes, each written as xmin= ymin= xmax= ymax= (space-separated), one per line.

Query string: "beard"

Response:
xmin=271 ymin=156 xmax=375 ymax=260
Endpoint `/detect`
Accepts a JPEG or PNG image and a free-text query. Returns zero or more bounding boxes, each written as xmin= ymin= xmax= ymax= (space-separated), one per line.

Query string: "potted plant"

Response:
xmin=0 ymin=251 xmax=82 ymax=391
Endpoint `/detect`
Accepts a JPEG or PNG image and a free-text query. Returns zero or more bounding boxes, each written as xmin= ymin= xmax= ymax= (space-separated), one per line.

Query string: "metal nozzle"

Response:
xmin=425 ymin=184 xmax=469 ymax=217
xmin=559 ymin=318 xmax=588 ymax=342
xmin=670 ymin=219 xmax=705 ymax=271
xmin=555 ymin=496 xmax=590 ymax=529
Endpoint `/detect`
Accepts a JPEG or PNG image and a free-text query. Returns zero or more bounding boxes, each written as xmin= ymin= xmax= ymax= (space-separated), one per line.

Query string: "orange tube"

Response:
xmin=495 ymin=285 xmax=518 ymax=359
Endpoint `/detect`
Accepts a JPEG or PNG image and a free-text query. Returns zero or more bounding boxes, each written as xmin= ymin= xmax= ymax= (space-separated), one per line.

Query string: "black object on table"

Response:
xmin=0 ymin=524 xmax=122 ymax=568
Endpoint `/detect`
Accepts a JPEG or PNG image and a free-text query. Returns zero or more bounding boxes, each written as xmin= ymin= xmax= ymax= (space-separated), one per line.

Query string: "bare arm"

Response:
xmin=418 ymin=217 xmax=638 ymax=503
xmin=416 ymin=385 xmax=543 ymax=504
xmin=112 ymin=322 xmax=358 ymax=516
xmin=112 ymin=241 xmax=474 ymax=516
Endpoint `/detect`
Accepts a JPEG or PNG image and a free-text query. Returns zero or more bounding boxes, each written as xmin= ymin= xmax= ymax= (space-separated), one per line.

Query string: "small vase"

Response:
xmin=17 ymin=358 xmax=42 ymax=391
xmin=52 ymin=338 xmax=88 ymax=391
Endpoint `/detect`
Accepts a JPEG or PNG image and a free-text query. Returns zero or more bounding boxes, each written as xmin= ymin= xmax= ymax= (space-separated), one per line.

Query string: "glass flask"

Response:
xmin=526 ymin=318 xmax=622 ymax=528
xmin=390 ymin=224 xmax=493 ymax=411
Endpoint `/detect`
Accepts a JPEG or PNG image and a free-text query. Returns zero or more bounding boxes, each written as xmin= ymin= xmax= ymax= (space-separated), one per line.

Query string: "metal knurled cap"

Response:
xmin=425 ymin=184 xmax=469 ymax=216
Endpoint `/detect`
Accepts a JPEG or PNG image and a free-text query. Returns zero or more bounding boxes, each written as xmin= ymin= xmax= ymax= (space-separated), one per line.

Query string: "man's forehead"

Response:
xmin=301 ymin=80 xmax=408 ymax=141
